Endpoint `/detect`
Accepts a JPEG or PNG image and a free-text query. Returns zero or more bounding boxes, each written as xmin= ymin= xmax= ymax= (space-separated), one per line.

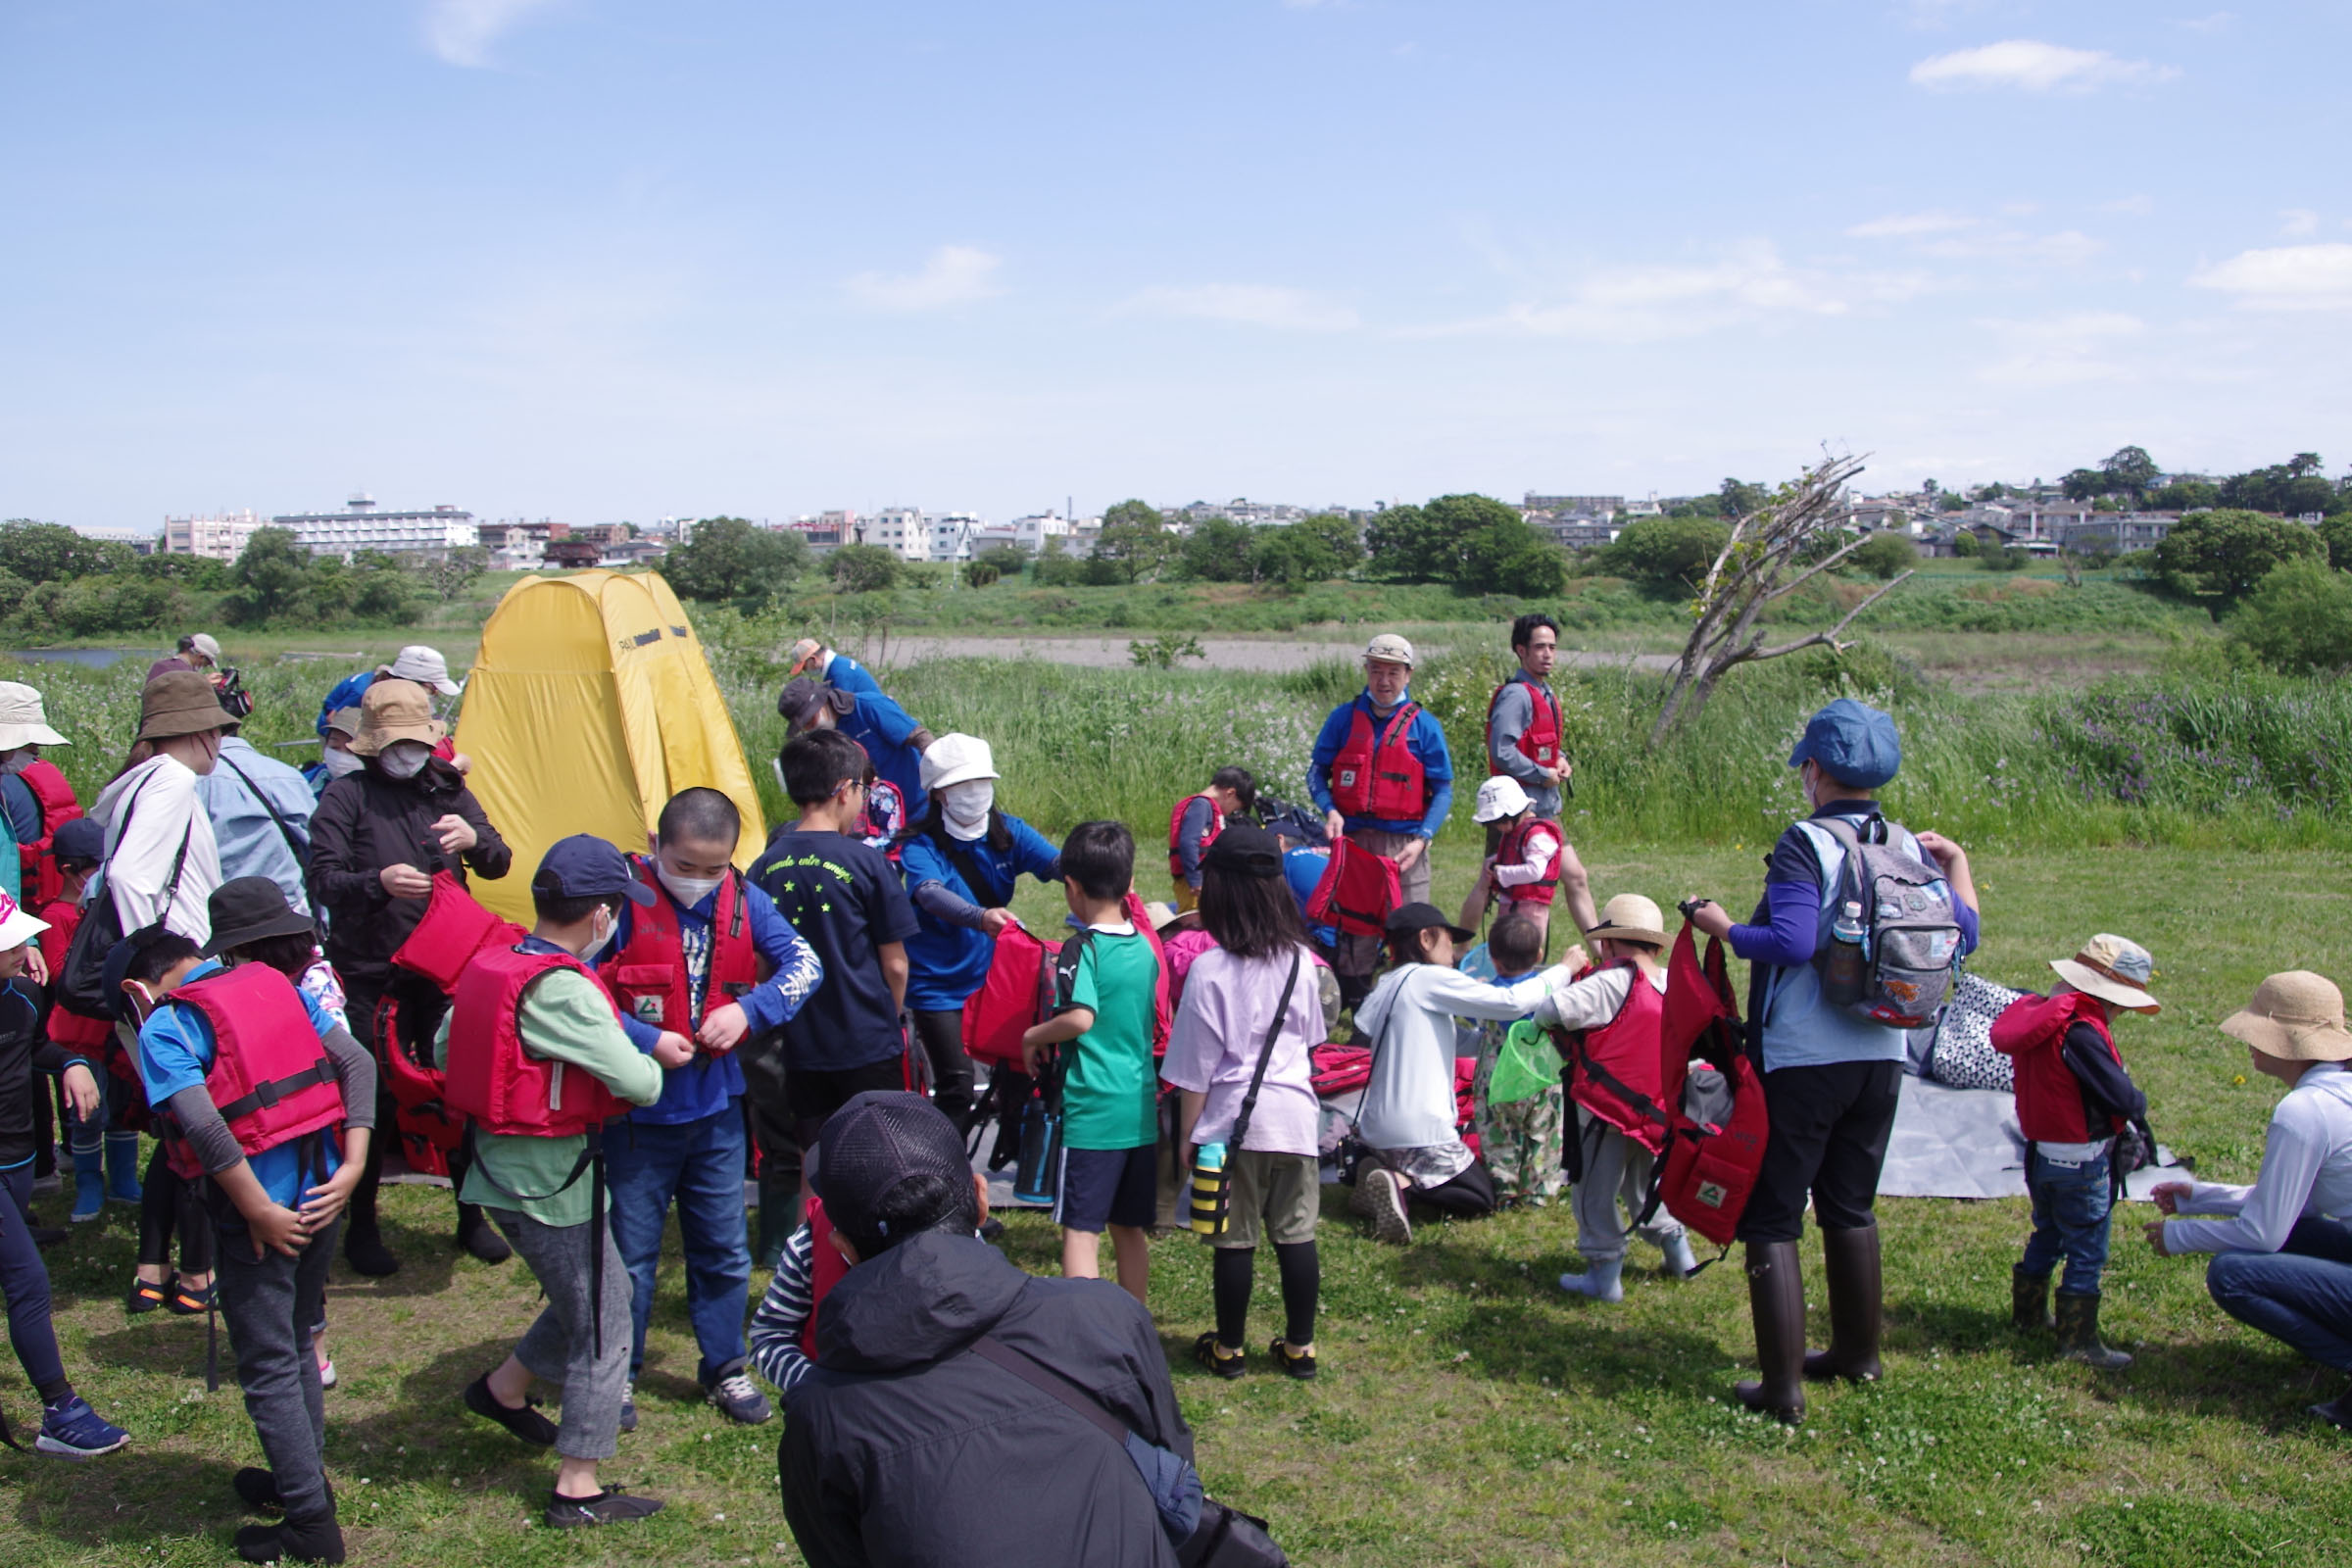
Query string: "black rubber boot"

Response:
xmin=2054 ymin=1292 xmax=2132 ymax=1371
xmin=341 ymin=1165 xmax=398 ymax=1279
xmin=456 ymin=1202 xmax=512 ymax=1264
xmin=2012 ymin=1264 xmax=2053 ymax=1332
xmin=1803 ymin=1223 xmax=1884 ymax=1384
xmin=755 ymin=1169 xmax=803 ymax=1270
xmin=1733 ymin=1240 xmax=1807 ymax=1425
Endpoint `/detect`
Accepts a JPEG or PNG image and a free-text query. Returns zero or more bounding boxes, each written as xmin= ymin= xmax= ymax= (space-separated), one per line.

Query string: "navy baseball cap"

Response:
xmin=52 ymin=817 xmax=106 ymax=864
xmin=530 ymin=834 xmax=656 ymax=906
xmin=1788 ymin=699 xmax=1902 ymax=789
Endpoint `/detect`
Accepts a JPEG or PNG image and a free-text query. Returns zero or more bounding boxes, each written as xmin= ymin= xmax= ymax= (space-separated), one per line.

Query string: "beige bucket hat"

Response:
xmin=349 ymin=679 xmax=447 ymax=757
xmin=1362 ymin=632 xmax=1416 ymax=668
xmin=2221 ymin=971 xmax=2352 ymax=1062
xmin=0 ymin=682 xmax=68 ymax=752
xmin=1585 ymin=893 xmax=1667 ymax=948
xmin=2050 ymin=933 xmax=2162 ymax=1015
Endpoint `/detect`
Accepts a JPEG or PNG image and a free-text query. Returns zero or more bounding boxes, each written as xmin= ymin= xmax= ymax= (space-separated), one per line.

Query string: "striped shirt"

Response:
xmin=747 ymin=1224 xmax=817 ymax=1396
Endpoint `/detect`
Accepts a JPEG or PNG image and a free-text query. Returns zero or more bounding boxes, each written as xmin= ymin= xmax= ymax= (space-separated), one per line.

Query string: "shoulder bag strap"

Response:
xmin=218 ymin=751 xmax=311 ymax=864
xmin=1224 ymin=952 xmax=1302 ymax=1155
xmin=968 ymin=1333 xmax=1137 ymax=1446
xmin=106 ymin=773 xmax=194 ymax=931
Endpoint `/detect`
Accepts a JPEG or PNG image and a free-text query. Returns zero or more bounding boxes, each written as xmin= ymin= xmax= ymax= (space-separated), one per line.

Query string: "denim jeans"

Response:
xmin=2206 ymin=1217 xmax=2352 ymax=1375
xmin=607 ymin=1101 xmax=753 ymax=1381
xmin=2021 ymin=1148 xmax=2114 ymax=1296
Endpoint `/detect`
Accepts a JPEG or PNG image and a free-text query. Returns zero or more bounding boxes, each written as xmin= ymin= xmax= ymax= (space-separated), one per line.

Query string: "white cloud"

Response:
xmin=843 ymin=246 xmax=1004 ymax=313
xmin=2189 ymin=244 xmax=2352 ymax=311
xmin=1846 ymin=211 xmax=1978 ymax=239
xmin=1845 ymin=211 xmax=2099 ymax=265
xmin=424 ymin=0 xmax=560 ymax=70
xmin=2100 ymin=194 xmax=2155 ymax=216
xmin=1123 ymin=284 xmax=1359 ymax=332
xmin=2176 ymin=12 xmax=2235 ymax=33
xmin=2280 ymin=209 xmax=2322 ymax=238
xmin=1977 ymin=311 xmax=2145 ymax=384
xmin=1910 ymin=39 xmax=2180 ymax=93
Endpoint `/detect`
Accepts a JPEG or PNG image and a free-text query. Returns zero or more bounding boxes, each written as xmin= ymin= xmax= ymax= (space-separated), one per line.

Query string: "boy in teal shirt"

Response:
xmin=1022 ymin=820 xmax=1162 ymax=1305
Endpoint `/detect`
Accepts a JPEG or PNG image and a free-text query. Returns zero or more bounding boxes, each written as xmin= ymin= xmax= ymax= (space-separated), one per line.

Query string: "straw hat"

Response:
xmin=2221 ymin=971 xmax=2352 ymax=1062
xmin=0 ymin=682 xmax=68 ymax=752
xmin=2049 ymin=933 xmax=2162 ymax=1015
xmin=1585 ymin=894 xmax=1667 ymax=948
xmin=348 ymin=678 xmax=446 ymax=757
xmin=135 ymin=669 xmax=237 ymax=742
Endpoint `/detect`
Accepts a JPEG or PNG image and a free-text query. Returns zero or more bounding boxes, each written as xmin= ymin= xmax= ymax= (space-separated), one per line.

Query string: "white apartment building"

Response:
xmin=857 ymin=507 xmax=927 ymax=563
xmin=272 ymin=495 xmax=478 ymax=560
xmin=925 ymin=512 xmax=979 ymax=563
xmin=971 ymin=512 xmax=1080 ymax=556
xmin=162 ymin=509 xmax=267 ymax=561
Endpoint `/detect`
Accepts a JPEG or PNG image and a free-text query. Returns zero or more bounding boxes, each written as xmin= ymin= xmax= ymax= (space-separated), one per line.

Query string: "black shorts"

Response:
xmin=788 ymin=1057 xmax=909 ymax=1152
xmin=1054 ymin=1145 xmax=1157 ymax=1234
xmin=1736 ymin=1059 xmax=1901 ymax=1245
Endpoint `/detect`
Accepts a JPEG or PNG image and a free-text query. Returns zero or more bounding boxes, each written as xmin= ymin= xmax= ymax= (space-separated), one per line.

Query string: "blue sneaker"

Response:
xmin=35 ymin=1396 xmax=129 ymax=1459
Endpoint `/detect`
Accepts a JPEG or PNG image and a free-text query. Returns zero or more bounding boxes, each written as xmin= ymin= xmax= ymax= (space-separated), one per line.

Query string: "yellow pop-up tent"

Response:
xmin=455 ymin=570 xmax=765 ymax=922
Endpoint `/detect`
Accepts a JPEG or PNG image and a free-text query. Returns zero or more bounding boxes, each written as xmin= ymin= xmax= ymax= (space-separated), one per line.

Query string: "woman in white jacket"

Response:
xmin=1350 ymin=903 xmax=1569 ymax=1244
xmin=92 ymin=671 xmax=232 ymax=945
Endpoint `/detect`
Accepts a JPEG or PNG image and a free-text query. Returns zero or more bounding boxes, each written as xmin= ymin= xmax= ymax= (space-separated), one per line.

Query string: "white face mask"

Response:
xmin=939 ymin=781 xmax=995 ymax=841
xmin=0 ymin=749 xmax=32 ymax=776
xmin=378 ymin=741 xmax=431 ymax=780
xmin=578 ymin=906 xmax=616 ymax=962
xmin=322 ymin=747 xmax=364 ymax=780
xmin=658 ymin=865 xmax=725 ymax=907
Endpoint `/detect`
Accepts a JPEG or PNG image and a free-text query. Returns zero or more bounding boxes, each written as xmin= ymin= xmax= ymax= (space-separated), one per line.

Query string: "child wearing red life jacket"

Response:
xmin=37 ymin=818 xmax=119 ymax=1225
xmin=1166 ymin=766 xmax=1255 ymax=913
xmin=437 ymin=836 xmax=686 ymax=1531
xmin=1462 ymin=776 xmax=1566 ymax=950
xmin=122 ymin=879 xmax=378 ymax=1563
xmin=1992 ymin=932 xmax=2157 ymax=1373
xmin=1536 ymin=894 xmax=1702 ymax=1303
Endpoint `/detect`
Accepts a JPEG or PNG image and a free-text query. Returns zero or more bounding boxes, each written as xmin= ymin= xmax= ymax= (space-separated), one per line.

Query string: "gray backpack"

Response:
xmin=1808 ymin=815 xmax=1963 ymax=1030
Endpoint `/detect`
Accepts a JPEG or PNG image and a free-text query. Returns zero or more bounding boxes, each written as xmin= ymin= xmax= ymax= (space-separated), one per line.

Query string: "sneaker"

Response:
xmin=125 ymin=1274 xmax=172 ymax=1315
xmin=1269 ymin=1339 xmax=1318 ymax=1381
xmin=34 ymin=1396 xmax=129 ymax=1459
xmin=463 ymin=1373 xmax=558 ymax=1446
xmin=618 ymin=1380 xmax=638 ymax=1435
xmin=167 ymin=1279 xmax=215 ymax=1316
xmin=1361 ymin=1168 xmax=1412 ymax=1246
xmin=317 ymin=1358 xmax=337 ymax=1391
xmin=1194 ymin=1332 xmax=1245 ymax=1380
xmin=545 ymin=1488 xmax=664 ymax=1529
xmin=30 ymin=1224 xmax=68 ymax=1249
xmin=233 ymin=1519 xmax=346 ymax=1563
xmin=703 ymin=1361 xmax=773 ymax=1425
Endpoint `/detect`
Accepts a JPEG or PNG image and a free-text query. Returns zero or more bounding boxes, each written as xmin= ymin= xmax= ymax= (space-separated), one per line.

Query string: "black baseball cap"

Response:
xmin=530 ymin=834 xmax=656 ymax=906
xmin=1385 ymin=902 xmax=1475 ymax=944
xmin=1202 ymin=821 xmax=1283 ymax=879
xmin=812 ymin=1092 xmax=976 ymax=1256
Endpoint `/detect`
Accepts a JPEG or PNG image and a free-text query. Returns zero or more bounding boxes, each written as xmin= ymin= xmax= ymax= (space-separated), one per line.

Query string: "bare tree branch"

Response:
xmin=1748 ymin=570 xmax=1913 ymax=662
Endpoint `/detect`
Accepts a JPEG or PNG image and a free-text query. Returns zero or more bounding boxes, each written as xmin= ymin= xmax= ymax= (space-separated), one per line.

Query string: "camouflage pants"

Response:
xmin=1473 ymin=1080 xmax=1567 ymax=1205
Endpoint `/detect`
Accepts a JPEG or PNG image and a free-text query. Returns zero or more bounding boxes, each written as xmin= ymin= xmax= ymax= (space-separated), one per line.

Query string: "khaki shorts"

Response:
xmin=1208 ymin=1151 xmax=1321 ymax=1250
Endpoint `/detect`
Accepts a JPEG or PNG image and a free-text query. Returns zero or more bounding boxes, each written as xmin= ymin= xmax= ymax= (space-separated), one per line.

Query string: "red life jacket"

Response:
xmin=1494 ymin=817 xmax=1564 ymax=906
xmin=1328 ymin=701 xmax=1427 ymax=821
xmin=1485 ymin=674 xmax=1564 ymax=777
xmin=383 ymin=871 xmax=531 ymax=1171
xmin=1304 ymin=837 xmax=1401 ymax=938
xmin=445 ymin=947 xmax=636 ymax=1139
xmin=12 ymin=760 xmax=82 ymax=908
xmin=961 ymin=924 xmax=1061 ymax=1068
xmin=158 ymin=964 xmax=348 ymax=1182
xmin=1166 ymin=792 xmax=1223 ymax=878
xmin=799 ymin=1197 xmax=851 ymax=1357
xmin=1654 ymin=925 xmax=1769 ymax=1248
xmin=600 ymin=857 xmax=761 ymax=1032
xmin=1050 ymin=892 xmax=1175 ymax=1058
xmin=37 ymin=897 xmax=112 ymax=1057
xmin=1563 ymin=959 xmax=1671 ymax=1152
xmin=1992 ymin=989 xmax=2125 ymax=1145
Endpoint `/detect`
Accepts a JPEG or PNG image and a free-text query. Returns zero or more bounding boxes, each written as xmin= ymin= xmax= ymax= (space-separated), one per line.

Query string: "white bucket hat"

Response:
xmin=0 ymin=683 xmax=68 ymax=752
xmin=1472 ymin=775 xmax=1532 ymax=824
xmin=387 ymin=645 xmax=463 ymax=696
xmin=1363 ymin=632 xmax=1416 ymax=667
xmin=2049 ymin=933 xmax=2161 ymax=1015
xmin=0 ymin=890 xmax=50 ymax=951
xmin=919 ymin=733 xmax=1000 ymax=792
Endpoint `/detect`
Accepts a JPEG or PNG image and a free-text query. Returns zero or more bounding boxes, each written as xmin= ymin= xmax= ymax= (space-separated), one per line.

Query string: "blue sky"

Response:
xmin=4 ymin=1 xmax=2347 ymax=531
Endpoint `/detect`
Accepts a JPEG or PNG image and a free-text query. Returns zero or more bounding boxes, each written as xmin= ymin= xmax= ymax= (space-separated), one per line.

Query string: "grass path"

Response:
xmin=6 ymin=846 xmax=2348 ymax=1566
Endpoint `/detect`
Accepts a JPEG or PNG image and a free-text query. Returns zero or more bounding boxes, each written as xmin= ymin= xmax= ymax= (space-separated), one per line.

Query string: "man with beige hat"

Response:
xmin=0 ymin=680 xmax=79 ymax=907
xmin=2147 ymin=970 xmax=2352 ymax=1429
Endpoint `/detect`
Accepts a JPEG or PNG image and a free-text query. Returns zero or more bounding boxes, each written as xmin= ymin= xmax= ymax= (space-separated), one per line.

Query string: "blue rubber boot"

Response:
xmin=105 ymin=1133 xmax=145 ymax=1205
xmin=70 ymin=1145 xmax=105 ymax=1223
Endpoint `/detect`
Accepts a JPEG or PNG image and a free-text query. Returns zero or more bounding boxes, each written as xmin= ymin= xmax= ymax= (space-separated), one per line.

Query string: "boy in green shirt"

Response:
xmin=437 ymin=836 xmax=690 ymax=1530
xmin=1022 ymin=820 xmax=1162 ymax=1305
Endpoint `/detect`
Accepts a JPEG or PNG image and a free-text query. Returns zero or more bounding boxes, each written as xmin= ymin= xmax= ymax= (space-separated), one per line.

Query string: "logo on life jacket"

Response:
xmin=600 ymin=857 xmax=760 ymax=1034
xmin=1696 ymin=1181 xmax=1728 ymax=1208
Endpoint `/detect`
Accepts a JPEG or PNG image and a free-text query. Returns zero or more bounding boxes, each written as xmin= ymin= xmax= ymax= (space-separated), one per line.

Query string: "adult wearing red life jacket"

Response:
xmin=1462 ymin=776 xmax=1567 ymax=948
xmin=1485 ymin=613 xmax=1571 ymax=823
xmin=0 ymin=681 xmax=81 ymax=909
xmin=1307 ymin=634 xmax=1454 ymax=985
xmin=439 ymin=835 xmax=683 ymax=1530
xmin=1534 ymin=895 xmax=1700 ymax=1302
xmin=1167 ymin=766 xmax=1255 ymax=913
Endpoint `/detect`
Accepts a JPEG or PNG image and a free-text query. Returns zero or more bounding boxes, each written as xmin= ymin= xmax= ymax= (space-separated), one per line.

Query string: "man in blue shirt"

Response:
xmin=196 ymin=709 xmax=318 ymax=917
xmin=599 ymin=789 xmax=822 ymax=1431
xmin=1307 ymin=633 xmax=1453 ymax=982
xmin=777 ymin=672 xmax=935 ymax=822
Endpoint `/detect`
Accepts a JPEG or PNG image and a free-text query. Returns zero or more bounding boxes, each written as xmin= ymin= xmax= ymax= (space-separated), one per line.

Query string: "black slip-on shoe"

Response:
xmin=545 ymin=1489 xmax=664 ymax=1528
xmin=463 ymin=1374 xmax=558 ymax=1446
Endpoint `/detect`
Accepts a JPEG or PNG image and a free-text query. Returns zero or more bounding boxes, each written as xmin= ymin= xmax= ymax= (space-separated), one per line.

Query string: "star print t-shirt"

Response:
xmin=750 ymin=828 xmax=923 ymax=1072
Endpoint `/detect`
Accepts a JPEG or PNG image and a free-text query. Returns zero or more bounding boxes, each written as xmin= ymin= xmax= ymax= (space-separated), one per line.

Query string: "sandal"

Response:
xmin=1269 ymin=1339 xmax=1319 ymax=1381
xmin=167 ymin=1280 xmax=216 ymax=1316
xmin=1193 ymin=1332 xmax=1246 ymax=1381
xmin=125 ymin=1274 xmax=172 ymax=1315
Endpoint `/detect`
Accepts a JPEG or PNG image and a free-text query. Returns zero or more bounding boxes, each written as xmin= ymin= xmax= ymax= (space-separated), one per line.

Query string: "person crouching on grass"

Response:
xmin=438 ymin=836 xmax=688 ymax=1529
xmin=121 ymin=877 xmax=379 ymax=1565
xmin=1159 ymin=822 xmax=1328 ymax=1380
xmin=1022 ymin=819 xmax=1163 ymax=1305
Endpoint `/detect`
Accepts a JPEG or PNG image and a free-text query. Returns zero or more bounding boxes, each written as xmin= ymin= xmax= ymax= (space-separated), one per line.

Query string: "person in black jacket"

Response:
xmin=306 ymin=678 xmax=512 ymax=1277
xmin=780 ymin=1093 xmax=1192 ymax=1568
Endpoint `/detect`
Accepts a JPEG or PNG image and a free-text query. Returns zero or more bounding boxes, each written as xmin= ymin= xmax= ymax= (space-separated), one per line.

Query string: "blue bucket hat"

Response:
xmin=1788 ymin=699 xmax=1901 ymax=789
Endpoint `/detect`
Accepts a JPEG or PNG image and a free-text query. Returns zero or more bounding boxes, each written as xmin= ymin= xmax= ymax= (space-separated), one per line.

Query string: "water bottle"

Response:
xmin=1821 ymin=899 xmax=1868 ymax=1008
xmin=1189 ymin=1142 xmax=1229 ymax=1236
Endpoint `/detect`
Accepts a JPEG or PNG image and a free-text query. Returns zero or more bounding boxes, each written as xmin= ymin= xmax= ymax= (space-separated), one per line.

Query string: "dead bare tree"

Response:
xmin=1649 ymin=452 xmax=1913 ymax=743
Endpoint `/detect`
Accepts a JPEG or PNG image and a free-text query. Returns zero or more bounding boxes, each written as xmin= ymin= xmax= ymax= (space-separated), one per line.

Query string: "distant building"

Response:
xmin=273 ymin=495 xmax=478 ymax=561
xmin=1525 ymin=493 xmax=1625 ymax=517
xmin=162 ymin=509 xmax=267 ymax=561
xmin=857 ymin=507 xmax=928 ymax=563
xmin=925 ymin=512 xmax=980 ymax=563
xmin=543 ymin=539 xmax=602 ymax=569
xmin=1543 ymin=514 xmax=1621 ymax=551
xmin=2061 ymin=512 xmax=2180 ymax=554
xmin=1165 ymin=498 xmax=1317 ymax=530
xmin=788 ymin=517 xmax=846 ymax=551
xmin=597 ymin=538 xmax=667 ymax=568
xmin=475 ymin=519 xmax=554 ymax=570
xmin=971 ymin=512 xmax=1080 ymax=556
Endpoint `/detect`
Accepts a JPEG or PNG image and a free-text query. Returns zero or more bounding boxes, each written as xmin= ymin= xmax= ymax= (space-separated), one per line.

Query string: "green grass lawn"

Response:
xmin=8 ymin=845 xmax=2348 ymax=1566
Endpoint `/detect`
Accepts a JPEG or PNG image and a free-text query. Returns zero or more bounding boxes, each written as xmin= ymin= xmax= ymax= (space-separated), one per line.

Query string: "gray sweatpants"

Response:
xmin=488 ymin=1207 xmax=634 ymax=1461
xmin=1571 ymin=1108 xmax=1688 ymax=1263
xmin=214 ymin=1212 xmax=340 ymax=1529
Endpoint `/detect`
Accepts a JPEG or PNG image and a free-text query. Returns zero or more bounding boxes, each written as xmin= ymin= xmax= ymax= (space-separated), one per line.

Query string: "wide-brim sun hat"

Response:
xmin=348 ymin=678 xmax=447 ymax=757
xmin=0 ymin=681 xmax=68 ymax=752
xmin=1472 ymin=775 xmax=1533 ymax=824
xmin=920 ymin=733 xmax=999 ymax=792
xmin=387 ymin=645 xmax=463 ymax=696
xmin=1585 ymin=894 xmax=1667 ymax=948
xmin=136 ymin=669 xmax=238 ymax=742
xmin=200 ymin=876 xmax=317 ymax=957
xmin=2221 ymin=970 xmax=2352 ymax=1061
xmin=0 ymin=891 xmax=49 ymax=951
xmin=2049 ymin=932 xmax=2162 ymax=1015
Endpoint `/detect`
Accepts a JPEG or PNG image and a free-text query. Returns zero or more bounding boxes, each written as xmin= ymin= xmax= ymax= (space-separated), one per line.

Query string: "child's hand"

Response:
xmin=653 ymin=1031 xmax=696 ymax=1069
xmin=2149 ymin=1180 xmax=2193 ymax=1215
xmin=247 ymin=1201 xmax=311 ymax=1260
xmin=299 ymin=1166 xmax=364 ymax=1233
xmin=697 ymin=1002 xmax=750 ymax=1054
